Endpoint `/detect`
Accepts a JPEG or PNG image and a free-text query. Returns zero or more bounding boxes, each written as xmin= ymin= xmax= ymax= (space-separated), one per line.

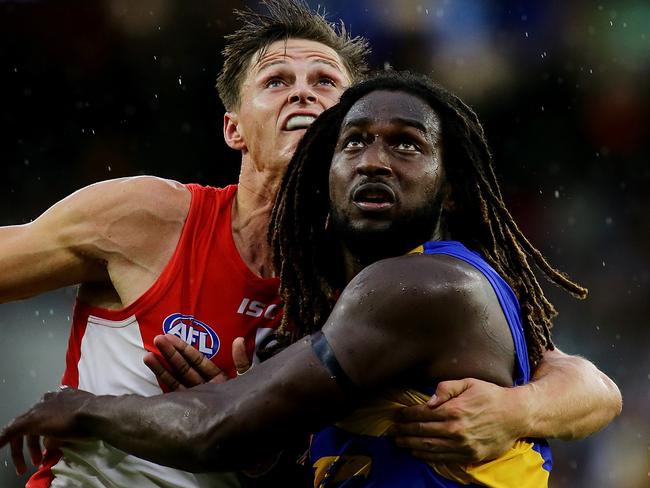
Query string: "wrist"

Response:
xmin=507 ymin=383 xmax=538 ymax=439
xmin=77 ymin=394 xmax=118 ymax=439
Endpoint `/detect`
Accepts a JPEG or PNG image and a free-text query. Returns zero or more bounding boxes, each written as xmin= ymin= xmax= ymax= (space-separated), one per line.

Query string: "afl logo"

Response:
xmin=162 ymin=313 xmax=220 ymax=359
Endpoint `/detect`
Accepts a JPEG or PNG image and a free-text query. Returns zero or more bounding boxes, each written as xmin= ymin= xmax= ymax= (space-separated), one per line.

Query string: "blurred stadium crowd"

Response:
xmin=0 ymin=1 xmax=648 ymax=486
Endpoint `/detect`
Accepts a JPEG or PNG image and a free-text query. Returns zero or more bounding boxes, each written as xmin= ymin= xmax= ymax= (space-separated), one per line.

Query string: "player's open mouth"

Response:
xmin=352 ymin=183 xmax=396 ymax=211
xmin=285 ymin=114 xmax=317 ymax=131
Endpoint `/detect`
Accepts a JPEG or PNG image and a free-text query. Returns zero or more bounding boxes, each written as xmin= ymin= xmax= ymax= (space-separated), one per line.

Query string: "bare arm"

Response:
xmin=514 ymin=347 xmax=621 ymax=439
xmin=394 ymin=347 xmax=622 ymax=463
xmin=0 ymin=201 xmax=106 ymax=303
xmin=0 ymin=337 xmax=351 ymax=472
xmin=0 ymin=254 xmax=513 ymax=472
xmin=0 ymin=176 xmax=190 ymax=305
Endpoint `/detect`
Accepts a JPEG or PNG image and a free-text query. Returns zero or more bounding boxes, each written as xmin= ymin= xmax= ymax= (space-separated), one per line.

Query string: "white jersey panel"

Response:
xmin=77 ymin=314 xmax=161 ymax=396
xmin=49 ymin=441 xmax=240 ymax=488
xmin=53 ymin=316 xmax=242 ymax=488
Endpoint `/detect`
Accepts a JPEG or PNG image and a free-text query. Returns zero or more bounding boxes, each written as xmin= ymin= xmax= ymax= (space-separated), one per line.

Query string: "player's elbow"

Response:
xmin=563 ymin=371 xmax=623 ymax=441
xmin=585 ymin=368 xmax=623 ymax=436
xmin=601 ymin=373 xmax=623 ymax=422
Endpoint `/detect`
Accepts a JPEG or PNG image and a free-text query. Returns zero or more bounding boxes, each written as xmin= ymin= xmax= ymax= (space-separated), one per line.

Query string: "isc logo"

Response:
xmin=237 ymin=298 xmax=279 ymax=320
xmin=162 ymin=313 xmax=220 ymax=359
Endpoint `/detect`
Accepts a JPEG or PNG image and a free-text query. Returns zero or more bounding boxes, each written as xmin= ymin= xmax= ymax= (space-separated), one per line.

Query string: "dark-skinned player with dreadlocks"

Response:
xmin=0 ymin=71 xmax=615 ymax=486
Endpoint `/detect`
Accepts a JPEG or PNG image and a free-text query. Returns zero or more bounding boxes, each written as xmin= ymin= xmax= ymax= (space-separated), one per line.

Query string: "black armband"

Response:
xmin=310 ymin=331 xmax=358 ymax=394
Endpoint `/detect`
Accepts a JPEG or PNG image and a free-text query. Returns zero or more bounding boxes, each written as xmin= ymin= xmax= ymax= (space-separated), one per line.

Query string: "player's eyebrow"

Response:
xmin=342 ymin=116 xmax=429 ymax=135
xmin=257 ymin=58 xmax=343 ymax=75
xmin=311 ymin=58 xmax=344 ymax=71
xmin=256 ymin=59 xmax=288 ymax=74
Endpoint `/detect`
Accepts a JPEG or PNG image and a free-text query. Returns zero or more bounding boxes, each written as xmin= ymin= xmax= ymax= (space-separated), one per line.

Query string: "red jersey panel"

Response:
xmin=63 ymin=183 xmax=283 ymax=391
xmin=30 ymin=184 xmax=281 ymax=488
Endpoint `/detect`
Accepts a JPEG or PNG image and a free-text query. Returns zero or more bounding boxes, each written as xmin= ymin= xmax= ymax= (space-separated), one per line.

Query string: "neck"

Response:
xmin=339 ymin=221 xmax=448 ymax=283
xmin=231 ymin=158 xmax=285 ymax=278
xmin=340 ymin=249 xmax=369 ymax=283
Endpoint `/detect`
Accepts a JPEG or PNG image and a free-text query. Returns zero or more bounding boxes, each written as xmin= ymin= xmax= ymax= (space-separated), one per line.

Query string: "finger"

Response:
xmin=26 ymin=435 xmax=42 ymax=466
xmin=394 ymin=435 xmax=454 ymax=452
xmin=10 ymin=436 xmax=26 ymax=475
xmin=391 ymin=420 xmax=451 ymax=438
xmin=232 ymin=337 xmax=251 ymax=375
xmin=153 ymin=335 xmax=204 ymax=385
xmin=0 ymin=415 xmax=26 ymax=450
xmin=428 ymin=379 xmax=472 ymax=408
xmin=143 ymin=352 xmax=185 ymax=391
xmin=409 ymin=448 xmax=474 ymax=464
xmin=396 ymin=404 xmax=449 ymax=423
xmin=160 ymin=334 xmax=223 ymax=383
xmin=206 ymin=371 xmax=229 ymax=384
xmin=43 ymin=436 xmax=68 ymax=451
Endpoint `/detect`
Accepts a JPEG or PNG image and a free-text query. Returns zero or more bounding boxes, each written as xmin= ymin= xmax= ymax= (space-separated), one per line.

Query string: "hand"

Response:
xmin=0 ymin=388 xmax=93 ymax=475
xmin=391 ymin=378 xmax=525 ymax=463
xmin=144 ymin=335 xmax=251 ymax=390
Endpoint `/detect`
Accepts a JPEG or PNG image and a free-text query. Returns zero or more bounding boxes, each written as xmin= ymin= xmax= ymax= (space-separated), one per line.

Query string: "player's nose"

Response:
xmin=288 ymin=81 xmax=317 ymax=104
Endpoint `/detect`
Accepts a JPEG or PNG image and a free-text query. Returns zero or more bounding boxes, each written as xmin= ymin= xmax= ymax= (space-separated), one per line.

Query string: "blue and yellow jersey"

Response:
xmin=310 ymin=240 xmax=552 ymax=487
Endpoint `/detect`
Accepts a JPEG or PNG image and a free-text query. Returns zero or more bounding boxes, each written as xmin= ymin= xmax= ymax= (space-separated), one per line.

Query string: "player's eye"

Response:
xmin=344 ymin=135 xmax=366 ymax=149
xmin=265 ymin=78 xmax=286 ymax=88
xmin=317 ymin=77 xmax=336 ymax=87
xmin=395 ymin=140 xmax=420 ymax=152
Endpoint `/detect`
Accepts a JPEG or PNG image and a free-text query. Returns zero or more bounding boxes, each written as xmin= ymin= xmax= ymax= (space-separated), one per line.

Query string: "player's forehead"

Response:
xmin=342 ymin=90 xmax=440 ymax=137
xmin=248 ymin=38 xmax=350 ymax=81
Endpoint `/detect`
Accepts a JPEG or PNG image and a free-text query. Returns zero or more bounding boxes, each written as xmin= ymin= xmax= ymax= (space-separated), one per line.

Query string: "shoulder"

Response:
xmin=55 ymin=176 xmax=189 ymax=229
xmin=75 ymin=176 xmax=190 ymax=217
xmin=325 ymin=253 xmax=516 ymax=387
xmin=50 ymin=176 xmax=191 ymax=253
xmin=342 ymin=253 xmax=490 ymax=313
xmin=329 ymin=253 xmax=495 ymax=349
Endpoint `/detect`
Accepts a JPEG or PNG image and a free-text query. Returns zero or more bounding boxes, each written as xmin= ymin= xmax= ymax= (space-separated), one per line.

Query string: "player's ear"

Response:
xmin=224 ymin=112 xmax=246 ymax=151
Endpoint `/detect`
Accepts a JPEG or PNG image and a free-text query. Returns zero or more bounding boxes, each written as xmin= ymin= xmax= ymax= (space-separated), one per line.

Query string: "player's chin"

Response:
xmin=347 ymin=218 xmax=395 ymax=236
xmin=284 ymin=127 xmax=309 ymax=141
xmin=281 ymin=137 xmax=306 ymax=161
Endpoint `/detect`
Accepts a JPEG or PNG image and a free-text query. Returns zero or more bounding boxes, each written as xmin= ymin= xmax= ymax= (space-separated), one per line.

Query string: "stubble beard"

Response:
xmin=329 ymin=196 xmax=445 ymax=268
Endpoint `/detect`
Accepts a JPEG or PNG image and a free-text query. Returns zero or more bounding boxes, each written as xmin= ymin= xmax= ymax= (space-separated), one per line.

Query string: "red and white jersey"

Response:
xmin=29 ymin=184 xmax=283 ymax=488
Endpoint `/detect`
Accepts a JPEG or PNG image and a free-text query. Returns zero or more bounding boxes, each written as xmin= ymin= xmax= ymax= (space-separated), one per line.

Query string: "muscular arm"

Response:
xmin=77 ymin=338 xmax=349 ymax=471
xmin=0 ymin=176 xmax=190 ymax=305
xmin=1 ymin=254 xmax=514 ymax=472
xmin=0 ymin=202 xmax=106 ymax=302
xmin=514 ymin=347 xmax=621 ymax=439
xmin=394 ymin=340 xmax=622 ymax=463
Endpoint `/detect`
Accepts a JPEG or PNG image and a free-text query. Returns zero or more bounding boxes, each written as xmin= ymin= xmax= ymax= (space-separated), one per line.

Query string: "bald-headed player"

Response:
xmin=1 ymin=1 xmax=620 ymax=487
xmin=1 ymin=71 xmax=620 ymax=486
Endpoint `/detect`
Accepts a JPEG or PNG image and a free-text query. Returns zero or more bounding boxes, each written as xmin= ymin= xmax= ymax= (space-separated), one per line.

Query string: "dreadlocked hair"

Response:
xmin=270 ymin=70 xmax=587 ymax=369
